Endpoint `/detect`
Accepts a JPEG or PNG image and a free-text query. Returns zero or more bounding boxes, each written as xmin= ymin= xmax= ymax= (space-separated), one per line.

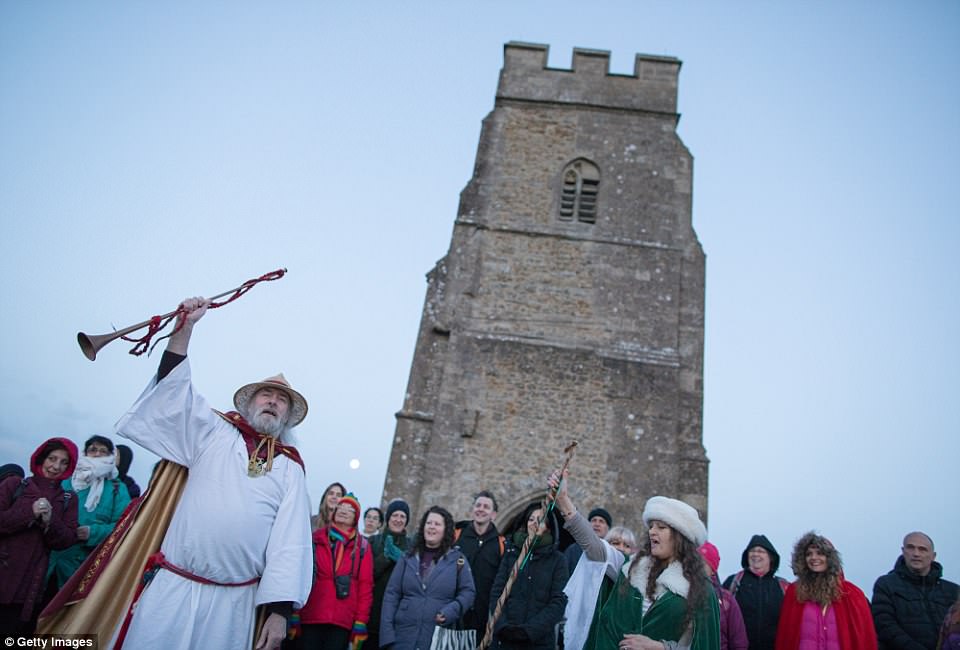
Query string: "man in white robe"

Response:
xmin=114 ymin=296 xmax=312 ymax=649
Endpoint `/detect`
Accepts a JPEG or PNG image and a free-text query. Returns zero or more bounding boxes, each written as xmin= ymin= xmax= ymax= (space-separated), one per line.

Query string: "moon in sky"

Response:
xmin=349 ymin=458 xmax=360 ymax=470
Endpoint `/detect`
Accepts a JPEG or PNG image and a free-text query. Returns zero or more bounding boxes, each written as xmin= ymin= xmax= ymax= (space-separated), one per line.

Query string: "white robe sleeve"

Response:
xmin=114 ymin=358 xmax=219 ymax=467
xmin=254 ymin=458 xmax=313 ymax=609
xmin=562 ymin=540 xmax=623 ymax=650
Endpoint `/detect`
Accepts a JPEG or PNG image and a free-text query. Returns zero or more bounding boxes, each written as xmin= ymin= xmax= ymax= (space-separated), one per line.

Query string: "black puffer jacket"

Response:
xmin=456 ymin=519 xmax=505 ymax=636
xmin=871 ymin=555 xmax=960 ymax=650
xmin=488 ymin=506 xmax=568 ymax=650
xmin=721 ymin=534 xmax=788 ymax=650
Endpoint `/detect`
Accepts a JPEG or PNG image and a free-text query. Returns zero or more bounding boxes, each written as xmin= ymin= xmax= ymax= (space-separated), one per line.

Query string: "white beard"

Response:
xmin=246 ymin=405 xmax=290 ymax=439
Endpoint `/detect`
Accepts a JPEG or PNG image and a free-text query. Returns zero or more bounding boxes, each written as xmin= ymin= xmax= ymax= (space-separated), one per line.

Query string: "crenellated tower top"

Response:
xmin=497 ymin=41 xmax=681 ymax=115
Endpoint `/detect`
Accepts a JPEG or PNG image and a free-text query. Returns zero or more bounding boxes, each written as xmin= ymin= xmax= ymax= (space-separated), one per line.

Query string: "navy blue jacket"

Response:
xmin=380 ymin=548 xmax=476 ymax=650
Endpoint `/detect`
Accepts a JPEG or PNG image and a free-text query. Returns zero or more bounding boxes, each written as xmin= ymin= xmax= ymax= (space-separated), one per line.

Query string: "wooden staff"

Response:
xmin=478 ymin=440 xmax=578 ymax=650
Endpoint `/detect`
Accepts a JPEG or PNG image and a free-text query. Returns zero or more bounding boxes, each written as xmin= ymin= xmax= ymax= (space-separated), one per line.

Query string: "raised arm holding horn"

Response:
xmin=114 ymin=294 xmax=312 ymax=649
xmin=44 ymin=284 xmax=312 ymax=650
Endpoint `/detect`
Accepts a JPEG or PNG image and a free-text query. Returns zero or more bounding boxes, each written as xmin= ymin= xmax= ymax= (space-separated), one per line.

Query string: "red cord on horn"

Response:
xmin=120 ymin=268 xmax=287 ymax=357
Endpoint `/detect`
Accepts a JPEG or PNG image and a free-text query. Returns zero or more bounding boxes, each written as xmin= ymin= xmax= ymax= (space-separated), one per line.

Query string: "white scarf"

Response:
xmin=72 ymin=454 xmax=119 ymax=512
xmin=563 ymin=540 xmax=625 ymax=650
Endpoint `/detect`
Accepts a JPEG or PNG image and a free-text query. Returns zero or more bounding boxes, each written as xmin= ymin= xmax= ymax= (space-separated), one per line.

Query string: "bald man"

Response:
xmin=871 ymin=531 xmax=958 ymax=650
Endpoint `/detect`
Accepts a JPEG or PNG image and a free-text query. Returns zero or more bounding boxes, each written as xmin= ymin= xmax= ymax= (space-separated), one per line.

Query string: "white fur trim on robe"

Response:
xmin=628 ymin=556 xmax=689 ymax=617
xmin=563 ymin=539 xmax=625 ymax=650
xmin=113 ymin=359 xmax=312 ymax=649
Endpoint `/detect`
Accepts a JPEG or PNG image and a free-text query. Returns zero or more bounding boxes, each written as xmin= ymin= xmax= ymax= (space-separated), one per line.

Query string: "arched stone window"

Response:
xmin=559 ymin=159 xmax=599 ymax=223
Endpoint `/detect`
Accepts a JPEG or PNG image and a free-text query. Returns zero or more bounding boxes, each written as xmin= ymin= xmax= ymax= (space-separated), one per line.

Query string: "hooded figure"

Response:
xmin=699 ymin=542 xmax=748 ymax=650
xmin=722 ymin=534 xmax=789 ymax=650
xmin=0 ymin=438 xmax=79 ymax=635
xmin=46 ymin=436 xmax=131 ymax=590
xmin=488 ymin=503 xmax=569 ymax=650
xmin=115 ymin=445 xmax=141 ymax=500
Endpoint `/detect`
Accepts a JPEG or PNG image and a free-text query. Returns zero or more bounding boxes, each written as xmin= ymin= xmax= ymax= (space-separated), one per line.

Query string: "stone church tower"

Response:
xmin=382 ymin=42 xmax=707 ymax=530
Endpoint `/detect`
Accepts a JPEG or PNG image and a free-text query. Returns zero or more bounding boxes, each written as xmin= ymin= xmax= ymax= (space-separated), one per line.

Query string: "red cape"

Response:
xmin=775 ymin=580 xmax=877 ymax=650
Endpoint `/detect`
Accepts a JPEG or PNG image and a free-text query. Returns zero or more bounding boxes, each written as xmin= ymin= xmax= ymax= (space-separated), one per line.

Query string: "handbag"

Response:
xmin=429 ymin=554 xmax=476 ymax=650
xmin=430 ymin=625 xmax=476 ymax=650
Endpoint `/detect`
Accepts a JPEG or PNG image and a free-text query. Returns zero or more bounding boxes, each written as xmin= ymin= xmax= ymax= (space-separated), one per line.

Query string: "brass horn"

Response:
xmin=77 ymin=268 xmax=287 ymax=361
xmin=78 ymin=315 xmax=177 ymax=361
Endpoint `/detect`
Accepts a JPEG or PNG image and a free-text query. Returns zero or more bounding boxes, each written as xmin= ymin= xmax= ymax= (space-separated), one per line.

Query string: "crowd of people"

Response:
xmin=1 ymin=296 xmax=958 ymax=650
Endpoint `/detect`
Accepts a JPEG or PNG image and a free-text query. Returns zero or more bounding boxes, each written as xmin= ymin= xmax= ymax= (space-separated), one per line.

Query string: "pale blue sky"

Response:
xmin=1 ymin=1 xmax=957 ymax=589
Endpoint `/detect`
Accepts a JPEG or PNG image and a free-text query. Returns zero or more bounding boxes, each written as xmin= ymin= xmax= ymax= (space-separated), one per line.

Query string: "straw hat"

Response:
xmin=233 ymin=373 xmax=308 ymax=428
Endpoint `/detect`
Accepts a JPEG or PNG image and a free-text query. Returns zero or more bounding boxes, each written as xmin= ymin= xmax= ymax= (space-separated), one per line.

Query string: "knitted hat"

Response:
xmin=642 ymin=496 xmax=707 ymax=546
xmin=698 ymin=541 xmax=720 ymax=574
xmin=234 ymin=373 xmax=308 ymax=427
xmin=587 ymin=507 xmax=613 ymax=528
xmin=337 ymin=493 xmax=361 ymax=526
xmin=385 ymin=498 xmax=411 ymax=525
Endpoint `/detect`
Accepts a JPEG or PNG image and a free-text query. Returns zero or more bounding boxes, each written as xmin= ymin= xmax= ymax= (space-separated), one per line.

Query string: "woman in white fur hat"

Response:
xmin=551 ymin=470 xmax=719 ymax=650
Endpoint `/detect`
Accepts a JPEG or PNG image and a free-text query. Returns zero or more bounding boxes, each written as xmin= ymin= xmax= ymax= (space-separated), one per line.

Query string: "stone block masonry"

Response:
xmin=382 ymin=42 xmax=707 ymax=532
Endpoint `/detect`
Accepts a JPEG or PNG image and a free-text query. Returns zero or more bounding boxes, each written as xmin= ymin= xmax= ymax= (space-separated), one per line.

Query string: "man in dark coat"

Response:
xmin=722 ymin=533 xmax=789 ymax=650
xmin=872 ymin=531 xmax=959 ymax=650
xmin=454 ymin=490 xmax=505 ymax=640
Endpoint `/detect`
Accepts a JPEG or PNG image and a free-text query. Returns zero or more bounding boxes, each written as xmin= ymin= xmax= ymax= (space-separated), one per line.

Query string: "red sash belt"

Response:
xmin=149 ymin=551 xmax=260 ymax=587
xmin=115 ymin=551 xmax=260 ymax=648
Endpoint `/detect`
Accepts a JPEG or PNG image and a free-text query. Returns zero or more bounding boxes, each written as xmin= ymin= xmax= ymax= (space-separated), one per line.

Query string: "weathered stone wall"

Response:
xmin=383 ymin=42 xmax=707 ymax=531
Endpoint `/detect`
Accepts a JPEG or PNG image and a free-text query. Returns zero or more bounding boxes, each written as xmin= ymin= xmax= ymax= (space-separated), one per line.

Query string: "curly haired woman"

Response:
xmin=774 ymin=532 xmax=876 ymax=650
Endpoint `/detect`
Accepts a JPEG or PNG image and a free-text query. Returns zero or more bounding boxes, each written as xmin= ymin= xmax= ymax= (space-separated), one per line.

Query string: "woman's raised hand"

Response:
xmin=548 ymin=468 xmax=575 ymax=516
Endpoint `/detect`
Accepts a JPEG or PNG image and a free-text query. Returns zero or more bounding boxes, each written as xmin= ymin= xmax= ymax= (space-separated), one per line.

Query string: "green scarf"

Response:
xmin=512 ymin=529 xmax=553 ymax=549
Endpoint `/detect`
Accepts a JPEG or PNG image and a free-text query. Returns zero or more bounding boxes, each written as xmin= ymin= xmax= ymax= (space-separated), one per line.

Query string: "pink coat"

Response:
xmin=797 ymin=601 xmax=841 ymax=650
